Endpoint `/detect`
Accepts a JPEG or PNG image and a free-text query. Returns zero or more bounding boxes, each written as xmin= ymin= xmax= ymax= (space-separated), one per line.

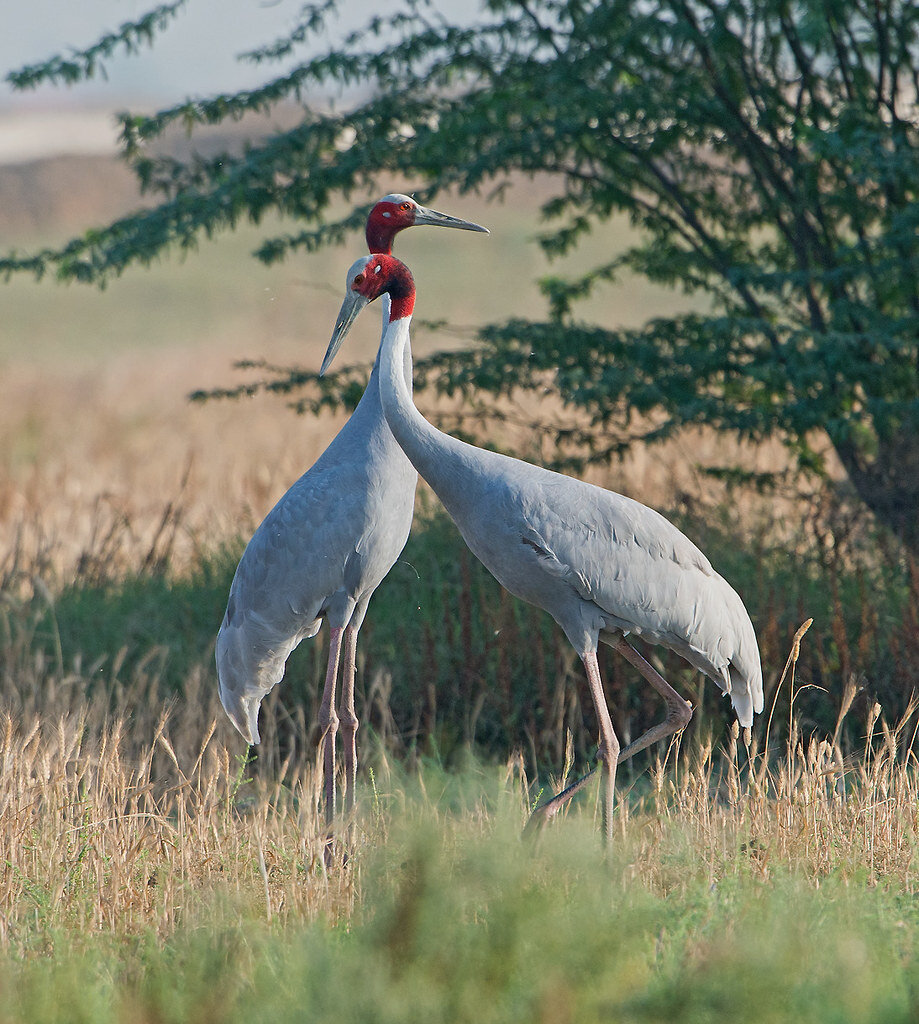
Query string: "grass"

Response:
xmin=0 ymin=662 xmax=918 ymax=1022
xmin=1 ymin=167 xmax=918 ymax=1019
xmin=0 ymin=491 xmax=915 ymax=1021
xmin=18 ymin=493 xmax=916 ymax=778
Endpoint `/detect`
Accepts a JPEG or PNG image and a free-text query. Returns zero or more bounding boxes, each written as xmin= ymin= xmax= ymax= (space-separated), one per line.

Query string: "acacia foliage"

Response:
xmin=5 ymin=0 xmax=919 ymax=549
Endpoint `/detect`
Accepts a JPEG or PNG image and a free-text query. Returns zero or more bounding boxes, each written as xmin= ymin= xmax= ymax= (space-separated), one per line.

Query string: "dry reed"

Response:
xmin=0 ymin=690 xmax=356 ymax=950
xmin=0 ymin=615 xmax=917 ymax=959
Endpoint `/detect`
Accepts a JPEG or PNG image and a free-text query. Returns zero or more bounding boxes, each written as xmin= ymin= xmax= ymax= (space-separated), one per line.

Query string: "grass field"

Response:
xmin=0 ymin=158 xmax=918 ymax=1020
xmin=1 ymin=666 xmax=918 ymax=1022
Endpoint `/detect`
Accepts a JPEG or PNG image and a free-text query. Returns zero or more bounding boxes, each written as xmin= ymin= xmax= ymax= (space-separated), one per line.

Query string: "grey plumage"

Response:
xmin=216 ymin=342 xmax=415 ymax=741
xmin=215 ymin=196 xmax=488 ymax=827
xmin=423 ymin=451 xmax=763 ymax=727
xmin=325 ymin=253 xmax=764 ymax=841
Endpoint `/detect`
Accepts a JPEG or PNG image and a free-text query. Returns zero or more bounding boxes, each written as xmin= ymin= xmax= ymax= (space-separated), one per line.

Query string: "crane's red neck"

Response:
xmin=366 ymin=218 xmax=396 ymax=255
xmin=388 ymin=275 xmax=415 ymax=320
xmin=384 ymin=260 xmax=415 ymax=321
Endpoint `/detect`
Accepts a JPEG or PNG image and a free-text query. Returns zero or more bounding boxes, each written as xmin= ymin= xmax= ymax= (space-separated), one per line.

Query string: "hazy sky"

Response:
xmin=0 ymin=1 xmax=476 ymax=161
xmin=2 ymin=0 xmax=474 ymax=110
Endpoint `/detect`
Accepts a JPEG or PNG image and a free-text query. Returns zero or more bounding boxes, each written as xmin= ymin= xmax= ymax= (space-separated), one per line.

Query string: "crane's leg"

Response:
xmin=338 ymin=624 xmax=359 ymax=815
xmin=611 ymin=638 xmax=693 ymax=762
xmin=318 ymin=626 xmax=344 ymax=830
xmin=581 ymin=649 xmax=620 ymax=846
xmin=526 ymin=638 xmax=691 ymax=832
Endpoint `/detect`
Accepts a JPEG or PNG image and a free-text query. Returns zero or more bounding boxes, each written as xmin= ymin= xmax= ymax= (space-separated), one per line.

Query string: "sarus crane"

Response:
xmin=216 ymin=197 xmax=488 ymax=826
xmin=323 ymin=253 xmax=764 ymax=844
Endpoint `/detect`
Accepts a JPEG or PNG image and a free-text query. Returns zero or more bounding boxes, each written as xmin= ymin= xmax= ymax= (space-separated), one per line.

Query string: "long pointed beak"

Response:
xmin=320 ymin=290 xmax=371 ymax=377
xmin=412 ymin=204 xmax=489 ymax=234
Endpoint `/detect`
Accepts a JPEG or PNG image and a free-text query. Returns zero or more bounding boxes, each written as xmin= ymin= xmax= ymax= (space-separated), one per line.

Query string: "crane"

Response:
xmin=322 ymin=253 xmax=764 ymax=844
xmin=216 ymin=196 xmax=488 ymax=828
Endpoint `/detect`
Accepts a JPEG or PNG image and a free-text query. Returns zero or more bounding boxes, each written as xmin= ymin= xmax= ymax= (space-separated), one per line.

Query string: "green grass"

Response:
xmin=0 ymin=774 xmax=917 ymax=1024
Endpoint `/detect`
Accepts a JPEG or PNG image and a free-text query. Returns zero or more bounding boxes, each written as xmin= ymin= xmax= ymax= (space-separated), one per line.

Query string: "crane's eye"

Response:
xmin=400 ymin=202 xmax=411 ymax=211
xmin=353 ymin=274 xmax=364 ymax=286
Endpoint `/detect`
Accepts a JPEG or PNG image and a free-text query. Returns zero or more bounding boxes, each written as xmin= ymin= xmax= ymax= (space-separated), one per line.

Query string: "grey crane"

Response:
xmin=323 ymin=253 xmax=764 ymax=844
xmin=216 ymin=196 xmax=488 ymax=825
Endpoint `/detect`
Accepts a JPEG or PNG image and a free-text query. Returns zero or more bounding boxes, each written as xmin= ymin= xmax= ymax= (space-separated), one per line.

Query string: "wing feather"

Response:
xmin=516 ymin=475 xmax=763 ymax=726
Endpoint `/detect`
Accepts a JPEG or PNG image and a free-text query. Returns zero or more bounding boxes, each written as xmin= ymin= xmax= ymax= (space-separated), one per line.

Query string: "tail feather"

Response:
xmin=726 ymin=660 xmax=762 ymax=729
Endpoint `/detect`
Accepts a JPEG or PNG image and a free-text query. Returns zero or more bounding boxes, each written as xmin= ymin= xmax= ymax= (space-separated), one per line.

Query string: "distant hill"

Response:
xmin=0 ymin=107 xmax=305 ymax=241
xmin=0 ymin=153 xmax=144 ymax=239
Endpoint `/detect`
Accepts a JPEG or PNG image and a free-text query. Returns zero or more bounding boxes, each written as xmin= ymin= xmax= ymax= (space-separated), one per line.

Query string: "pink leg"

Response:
xmin=318 ymin=626 xmax=344 ymax=829
xmin=612 ymin=639 xmax=693 ymax=761
xmin=338 ymin=625 xmax=359 ymax=815
xmin=582 ymin=650 xmax=620 ymax=846
xmin=526 ymin=638 xmax=692 ymax=833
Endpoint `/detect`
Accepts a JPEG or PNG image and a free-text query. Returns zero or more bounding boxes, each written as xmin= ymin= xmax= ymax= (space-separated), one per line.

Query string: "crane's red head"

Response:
xmin=320 ymin=255 xmax=416 ymax=376
xmin=351 ymin=254 xmax=415 ymax=319
xmin=365 ymin=193 xmax=489 ymax=254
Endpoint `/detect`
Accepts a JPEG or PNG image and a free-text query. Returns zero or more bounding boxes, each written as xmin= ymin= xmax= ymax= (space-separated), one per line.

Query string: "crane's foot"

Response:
xmin=524 ymin=733 xmax=659 ymax=838
xmin=322 ymin=832 xmax=353 ymax=871
xmin=523 ymin=762 xmax=600 ymax=837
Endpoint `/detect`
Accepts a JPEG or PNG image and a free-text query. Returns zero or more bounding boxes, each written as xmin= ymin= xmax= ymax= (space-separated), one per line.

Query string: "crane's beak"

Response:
xmin=413 ymin=204 xmax=489 ymax=234
xmin=320 ymin=290 xmax=370 ymax=377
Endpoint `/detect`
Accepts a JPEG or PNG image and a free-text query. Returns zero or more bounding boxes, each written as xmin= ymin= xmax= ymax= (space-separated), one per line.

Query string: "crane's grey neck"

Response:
xmin=346 ymin=295 xmax=412 ymax=424
xmin=377 ymin=310 xmax=464 ymax=495
xmin=369 ymin=293 xmax=412 ymax=386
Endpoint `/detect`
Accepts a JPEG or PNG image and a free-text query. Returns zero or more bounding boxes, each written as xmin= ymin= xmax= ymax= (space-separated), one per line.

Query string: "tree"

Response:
xmin=6 ymin=0 xmax=919 ymax=552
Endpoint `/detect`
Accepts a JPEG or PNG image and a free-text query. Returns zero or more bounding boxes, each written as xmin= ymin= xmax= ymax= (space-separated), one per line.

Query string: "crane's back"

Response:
xmin=418 ymin=439 xmax=763 ymax=725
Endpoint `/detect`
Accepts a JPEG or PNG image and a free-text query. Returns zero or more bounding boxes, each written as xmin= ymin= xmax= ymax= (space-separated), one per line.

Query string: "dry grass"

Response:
xmin=0 ymin=611 xmax=916 ymax=958
xmin=0 ymin=332 xmax=826 ymax=592
xmin=0 ymin=676 xmax=353 ymax=948
xmin=0 ymin=349 xmax=352 ymax=582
